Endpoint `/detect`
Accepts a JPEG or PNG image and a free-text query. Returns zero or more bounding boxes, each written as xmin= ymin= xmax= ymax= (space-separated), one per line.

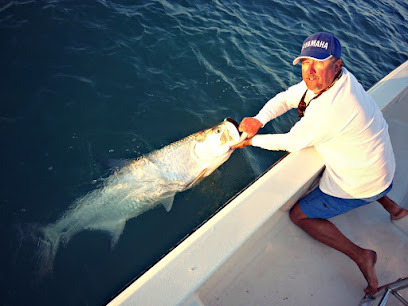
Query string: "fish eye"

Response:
xmin=214 ymin=128 xmax=222 ymax=134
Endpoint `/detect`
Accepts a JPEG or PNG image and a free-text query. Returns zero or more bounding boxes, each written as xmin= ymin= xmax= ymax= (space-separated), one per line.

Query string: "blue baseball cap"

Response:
xmin=293 ymin=32 xmax=341 ymax=65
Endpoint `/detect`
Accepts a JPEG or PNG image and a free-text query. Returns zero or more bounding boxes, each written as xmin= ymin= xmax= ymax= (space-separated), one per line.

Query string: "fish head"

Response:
xmin=194 ymin=118 xmax=240 ymax=166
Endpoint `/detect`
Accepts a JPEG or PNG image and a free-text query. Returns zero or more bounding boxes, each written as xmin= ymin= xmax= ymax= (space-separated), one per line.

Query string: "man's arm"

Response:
xmin=231 ymin=81 xmax=306 ymax=149
xmin=253 ymin=81 xmax=307 ymax=126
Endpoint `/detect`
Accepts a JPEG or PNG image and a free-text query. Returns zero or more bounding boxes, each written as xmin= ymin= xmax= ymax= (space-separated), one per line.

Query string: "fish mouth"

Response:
xmin=225 ymin=117 xmax=239 ymax=130
xmin=222 ymin=117 xmax=242 ymax=149
xmin=224 ymin=117 xmax=241 ymax=138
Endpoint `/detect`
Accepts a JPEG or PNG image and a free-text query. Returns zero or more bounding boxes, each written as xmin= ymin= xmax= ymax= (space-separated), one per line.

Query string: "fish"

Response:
xmin=34 ymin=118 xmax=241 ymax=276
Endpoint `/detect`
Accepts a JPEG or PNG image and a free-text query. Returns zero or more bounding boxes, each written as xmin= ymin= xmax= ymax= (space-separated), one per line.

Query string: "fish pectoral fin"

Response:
xmin=185 ymin=168 xmax=209 ymax=190
xmin=161 ymin=195 xmax=175 ymax=212
xmin=101 ymin=220 xmax=126 ymax=249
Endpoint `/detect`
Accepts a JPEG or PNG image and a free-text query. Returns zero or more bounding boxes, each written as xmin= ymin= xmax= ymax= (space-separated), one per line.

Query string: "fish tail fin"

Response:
xmin=12 ymin=222 xmax=61 ymax=279
xmin=34 ymin=225 xmax=61 ymax=277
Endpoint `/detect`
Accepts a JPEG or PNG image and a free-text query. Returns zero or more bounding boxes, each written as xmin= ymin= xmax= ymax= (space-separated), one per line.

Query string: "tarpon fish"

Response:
xmin=34 ymin=118 xmax=241 ymax=275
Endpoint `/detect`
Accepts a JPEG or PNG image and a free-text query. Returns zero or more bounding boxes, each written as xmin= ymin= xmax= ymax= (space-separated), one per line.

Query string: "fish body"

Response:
xmin=36 ymin=118 xmax=240 ymax=275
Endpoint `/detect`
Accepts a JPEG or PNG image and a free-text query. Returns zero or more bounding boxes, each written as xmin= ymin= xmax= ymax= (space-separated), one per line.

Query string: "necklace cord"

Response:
xmin=297 ymin=70 xmax=343 ymax=118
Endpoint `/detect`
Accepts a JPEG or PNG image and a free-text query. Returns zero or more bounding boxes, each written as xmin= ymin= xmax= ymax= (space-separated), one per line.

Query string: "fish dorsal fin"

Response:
xmin=162 ymin=195 xmax=175 ymax=212
xmin=185 ymin=168 xmax=209 ymax=190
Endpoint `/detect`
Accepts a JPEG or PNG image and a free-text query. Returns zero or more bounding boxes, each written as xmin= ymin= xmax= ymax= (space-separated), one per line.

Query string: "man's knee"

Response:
xmin=289 ymin=203 xmax=308 ymax=225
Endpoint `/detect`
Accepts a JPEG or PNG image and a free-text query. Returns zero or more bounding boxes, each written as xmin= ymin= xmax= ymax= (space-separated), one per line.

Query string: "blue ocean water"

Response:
xmin=1 ymin=0 xmax=407 ymax=304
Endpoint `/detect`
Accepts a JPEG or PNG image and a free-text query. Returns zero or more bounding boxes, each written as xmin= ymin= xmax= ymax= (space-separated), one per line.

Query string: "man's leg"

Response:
xmin=377 ymin=195 xmax=408 ymax=220
xmin=289 ymin=203 xmax=378 ymax=295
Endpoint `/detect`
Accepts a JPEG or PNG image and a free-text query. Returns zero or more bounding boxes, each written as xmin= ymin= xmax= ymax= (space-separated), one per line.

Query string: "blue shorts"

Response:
xmin=299 ymin=183 xmax=393 ymax=219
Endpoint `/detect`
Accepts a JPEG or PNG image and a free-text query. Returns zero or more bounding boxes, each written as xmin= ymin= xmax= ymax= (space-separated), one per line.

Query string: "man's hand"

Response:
xmin=238 ymin=117 xmax=262 ymax=138
xmin=230 ymin=117 xmax=262 ymax=149
xmin=231 ymin=137 xmax=252 ymax=149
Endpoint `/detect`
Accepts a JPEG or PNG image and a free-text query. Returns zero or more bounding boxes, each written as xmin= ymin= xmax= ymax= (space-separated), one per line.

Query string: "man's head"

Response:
xmin=293 ymin=32 xmax=343 ymax=93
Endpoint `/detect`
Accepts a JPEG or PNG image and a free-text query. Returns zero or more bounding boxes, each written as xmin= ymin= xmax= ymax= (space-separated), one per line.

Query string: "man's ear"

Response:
xmin=335 ymin=59 xmax=343 ymax=73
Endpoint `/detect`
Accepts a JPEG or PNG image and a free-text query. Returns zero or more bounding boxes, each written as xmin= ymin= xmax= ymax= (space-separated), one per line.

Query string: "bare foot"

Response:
xmin=378 ymin=196 xmax=408 ymax=221
xmin=391 ymin=207 xmax=408 ymax=220
xmin=358 ymin=250 xmax=378 ymax=295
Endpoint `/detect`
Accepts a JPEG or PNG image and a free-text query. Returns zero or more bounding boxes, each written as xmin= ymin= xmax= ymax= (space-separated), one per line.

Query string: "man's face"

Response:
xmin=301 ymin=57 xmax=342 ymax=94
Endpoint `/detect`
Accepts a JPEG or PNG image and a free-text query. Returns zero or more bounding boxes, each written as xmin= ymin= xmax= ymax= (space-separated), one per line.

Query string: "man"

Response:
xmin=232 ymin=32 xmax=408 ymax=295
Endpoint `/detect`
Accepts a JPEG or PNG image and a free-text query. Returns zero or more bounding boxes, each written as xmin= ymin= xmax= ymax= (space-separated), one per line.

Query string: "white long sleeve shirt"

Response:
xmin=252 ymin=67 xmax=395 ymax=199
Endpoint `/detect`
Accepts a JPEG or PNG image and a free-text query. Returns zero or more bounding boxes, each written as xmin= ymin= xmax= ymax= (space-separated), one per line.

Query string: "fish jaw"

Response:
xmin=224 ymin=119 xmax=241 ymax=145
